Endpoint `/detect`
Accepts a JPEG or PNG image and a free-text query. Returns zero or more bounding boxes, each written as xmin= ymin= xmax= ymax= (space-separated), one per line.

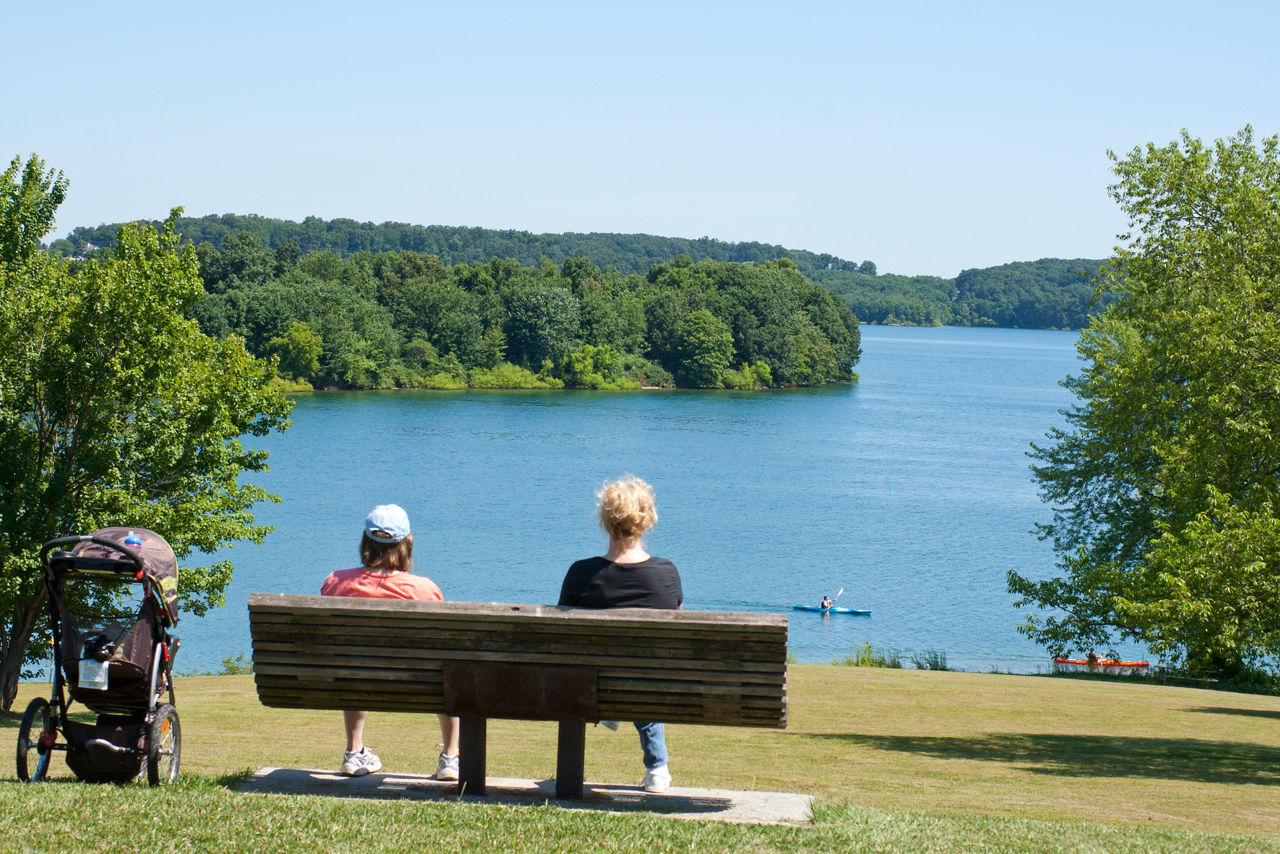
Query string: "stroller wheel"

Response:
xmin=17 ymin=697 xmax=54 ymax=782
xmin=146 ymin=703 xmax=180 ymax=786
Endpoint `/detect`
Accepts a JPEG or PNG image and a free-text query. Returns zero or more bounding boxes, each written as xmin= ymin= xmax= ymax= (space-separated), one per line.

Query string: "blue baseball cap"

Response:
xmin=364 ymin=504 xmax=410 ymax=543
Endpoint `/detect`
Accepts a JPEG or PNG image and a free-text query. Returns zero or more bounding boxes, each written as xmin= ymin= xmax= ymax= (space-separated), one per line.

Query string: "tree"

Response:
xmin=273 ymin=238 xmax=302 ymax=275
xmin=242 ymin=276 xmax=401 ymax=388
xmin=643 ymin=288 xmax=693 ymax=370
xmin=266 ymin=320 xmax=323 ymax=382
xmin=759 ymin=311 xmax=840 ymax=386
xmin=504 ymin=285 xmax=580 ymax=368
xmin=0 ymin=155 xmax=291 ymax=708
xmin=803 ymin=286 xmax=862 ymax=377
xmin=1008 ymin=128 xmax=1280 ymax=681
xmin=198 ymin=231 xmax=276 ymax=292
xmin=0 ymin=155 xmax=65 ymax=266
xmin=397 ymin=278 xmax=485 ymax=366
xmin=675 ymin=308 xmax=734 ymax=388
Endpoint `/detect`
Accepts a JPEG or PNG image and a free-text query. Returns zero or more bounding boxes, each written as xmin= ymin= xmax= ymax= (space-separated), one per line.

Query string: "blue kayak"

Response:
xmin=793 ymin=605 xmax=871 ymax=616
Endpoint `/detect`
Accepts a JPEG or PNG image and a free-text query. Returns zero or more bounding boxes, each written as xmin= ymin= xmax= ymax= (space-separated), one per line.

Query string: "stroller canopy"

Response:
xmin=64 ymin=527 xmax=180 ymax=624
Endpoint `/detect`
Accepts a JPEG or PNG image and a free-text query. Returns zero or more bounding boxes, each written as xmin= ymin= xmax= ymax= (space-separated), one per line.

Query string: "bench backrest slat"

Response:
xmin=249 ymin=593 xmax=787 ymax=728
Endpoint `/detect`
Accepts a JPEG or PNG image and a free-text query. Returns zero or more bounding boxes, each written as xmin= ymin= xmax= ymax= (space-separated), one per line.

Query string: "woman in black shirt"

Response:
xmin=559 ymin=475 xmax=682 ymax=793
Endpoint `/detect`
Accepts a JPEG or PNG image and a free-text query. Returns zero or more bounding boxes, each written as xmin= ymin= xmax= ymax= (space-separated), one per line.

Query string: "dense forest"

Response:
xmin=55 ymin=214 xmax=1105 ymax=330
xmin=811 ymin=259 xmax=1107 ymax=328
xmin=56 ymin=214 xmax=878 ymax=279
xmin=160 ymin=232 xmax=861 ymax=391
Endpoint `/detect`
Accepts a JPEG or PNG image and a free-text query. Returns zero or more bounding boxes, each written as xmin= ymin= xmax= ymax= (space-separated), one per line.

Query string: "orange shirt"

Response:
xmin=320 ymin=567 xmax=443 ymax=601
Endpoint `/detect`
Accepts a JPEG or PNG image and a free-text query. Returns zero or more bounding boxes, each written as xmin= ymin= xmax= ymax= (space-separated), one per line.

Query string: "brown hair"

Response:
xmin=360 ymin=532 xmax=414 ymax=572
xmin=597 ymin=476 xmax=658 ymax=541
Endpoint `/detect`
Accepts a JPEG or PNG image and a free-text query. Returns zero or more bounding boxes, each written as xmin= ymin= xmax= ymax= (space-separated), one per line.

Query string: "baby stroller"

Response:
xmin=16 ymin=527 xmax=181 ymax=785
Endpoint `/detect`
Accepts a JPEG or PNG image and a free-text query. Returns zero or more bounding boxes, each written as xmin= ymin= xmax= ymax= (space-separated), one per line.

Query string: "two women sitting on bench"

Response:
xmin=322 ymin=476 xmax=682 ymax=793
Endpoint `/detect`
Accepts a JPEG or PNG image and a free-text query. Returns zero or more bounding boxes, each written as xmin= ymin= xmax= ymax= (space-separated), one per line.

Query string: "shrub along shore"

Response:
xmin=3 ymin=665 xmax=1279 ymax=852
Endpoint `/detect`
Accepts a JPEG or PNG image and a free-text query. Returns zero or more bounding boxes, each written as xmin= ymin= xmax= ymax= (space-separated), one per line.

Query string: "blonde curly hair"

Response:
xmin=597 ymin=475 xmax=658 ymax=541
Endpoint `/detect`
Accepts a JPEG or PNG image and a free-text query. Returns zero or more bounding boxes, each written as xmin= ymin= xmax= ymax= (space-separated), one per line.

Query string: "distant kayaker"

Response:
xmin=820 ymin=595 xmax=833 ymax=610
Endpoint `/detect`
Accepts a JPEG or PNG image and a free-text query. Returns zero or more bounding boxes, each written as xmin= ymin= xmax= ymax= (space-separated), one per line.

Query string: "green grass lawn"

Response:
xmin=3 ymin=665 xmax=1280 ymax=852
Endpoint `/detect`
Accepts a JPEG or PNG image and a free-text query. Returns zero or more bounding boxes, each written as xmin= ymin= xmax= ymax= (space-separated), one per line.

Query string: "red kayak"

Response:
xmin=1054 ymin=657 xmax=1149 ymax=667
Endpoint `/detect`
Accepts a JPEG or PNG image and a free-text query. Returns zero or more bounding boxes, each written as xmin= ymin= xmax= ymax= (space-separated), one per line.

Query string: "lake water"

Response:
xmin=185 ymin=325 xmax=1148 ymax=675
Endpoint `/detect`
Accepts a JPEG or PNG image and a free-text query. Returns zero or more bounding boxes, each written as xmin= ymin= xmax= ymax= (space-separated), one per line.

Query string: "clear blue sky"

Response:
xmin=6 ymin=1 xmax=1276 ymax=276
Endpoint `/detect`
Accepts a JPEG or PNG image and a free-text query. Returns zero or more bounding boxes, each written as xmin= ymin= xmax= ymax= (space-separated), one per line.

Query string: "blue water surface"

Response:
xmin=184 ymin=325 xmax=1146 ymax=674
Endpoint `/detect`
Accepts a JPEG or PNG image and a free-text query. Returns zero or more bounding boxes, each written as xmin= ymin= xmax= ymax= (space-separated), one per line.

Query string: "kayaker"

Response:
xmin=820 ymin=595 xmax=833 ymax=610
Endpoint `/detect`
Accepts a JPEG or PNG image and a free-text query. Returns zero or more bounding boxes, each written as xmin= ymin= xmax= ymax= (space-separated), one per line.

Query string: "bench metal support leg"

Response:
xmin=555 ymin=720 xmax=586 ymax=800
xmin=458 ymin=716 xmax=486 ymax=796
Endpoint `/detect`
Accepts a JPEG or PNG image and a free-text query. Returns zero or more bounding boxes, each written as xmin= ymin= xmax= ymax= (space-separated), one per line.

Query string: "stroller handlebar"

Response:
xmin=40 ymin=534 xmax=144 ymax=571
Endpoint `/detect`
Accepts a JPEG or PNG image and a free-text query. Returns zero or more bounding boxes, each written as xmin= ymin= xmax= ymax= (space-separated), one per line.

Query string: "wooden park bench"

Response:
xmin=248 ymin=593 xmax=788 ymax=798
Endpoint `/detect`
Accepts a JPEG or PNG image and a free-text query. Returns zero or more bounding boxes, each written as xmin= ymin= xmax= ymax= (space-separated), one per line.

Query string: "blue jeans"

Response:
xmin=634 ymin=721 xmax=667 ymax=769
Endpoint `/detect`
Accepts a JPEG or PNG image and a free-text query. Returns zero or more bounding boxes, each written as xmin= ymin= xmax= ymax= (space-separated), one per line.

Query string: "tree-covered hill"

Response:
xmin=53 ymin=213 xmax=1105 ymax=330
xmin=55 ymin=213 xmax=877 ymax=278
xmin=812 ymin=258 xmax=1107 ymax=328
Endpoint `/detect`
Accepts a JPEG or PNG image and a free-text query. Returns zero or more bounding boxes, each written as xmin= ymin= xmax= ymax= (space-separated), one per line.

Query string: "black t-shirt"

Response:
xmin=558 ymin=556 xmax=683 ymax=610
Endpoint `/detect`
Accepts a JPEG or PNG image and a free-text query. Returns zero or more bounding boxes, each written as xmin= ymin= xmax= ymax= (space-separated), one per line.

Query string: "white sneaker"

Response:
xmin=598 ymin=720 xmax=620 ymax=731
xmin=340 ymin=747 xmax=382 ymax=776
xmin=642 ymin=765 xmax=671 ymax=793
xmin=435 ymin=751 xmax=459 ymax=781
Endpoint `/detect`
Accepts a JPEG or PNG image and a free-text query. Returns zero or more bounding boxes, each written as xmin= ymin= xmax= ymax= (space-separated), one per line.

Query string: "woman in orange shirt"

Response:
xmin=321 ymin=504 xmax=461 ymax=780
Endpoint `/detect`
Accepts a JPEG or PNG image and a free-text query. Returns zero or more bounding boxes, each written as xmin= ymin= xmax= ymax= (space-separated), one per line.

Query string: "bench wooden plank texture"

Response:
xmin=249 ymin=593 xmax=788 ymax=798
